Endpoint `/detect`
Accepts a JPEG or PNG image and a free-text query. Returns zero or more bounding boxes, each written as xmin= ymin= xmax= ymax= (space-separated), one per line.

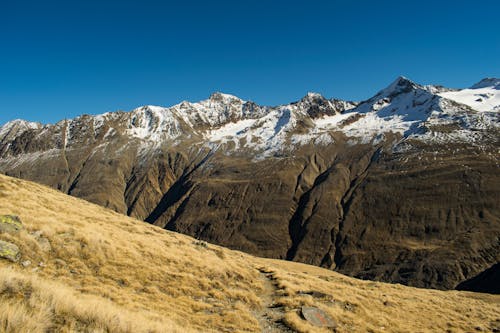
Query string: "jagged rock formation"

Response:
xmin=0 ymin=77 xmax=499 ymax=291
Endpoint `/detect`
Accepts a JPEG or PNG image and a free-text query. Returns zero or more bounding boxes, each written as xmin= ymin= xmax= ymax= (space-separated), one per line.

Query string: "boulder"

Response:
xmin=0 ymin=240 xmax=20 ymax=262
xmin=0 ymin=215 xmax=23 ymax=233
xmin=301 ymin=306 xmax=336 ymax=328
xmin=32 ymin=230 xmax=52 ymax=252
xmin=37 ymin=237 xmax=51 ymax=252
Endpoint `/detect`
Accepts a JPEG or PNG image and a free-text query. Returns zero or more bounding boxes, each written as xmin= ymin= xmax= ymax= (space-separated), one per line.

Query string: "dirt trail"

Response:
xmin=253 ymin=267 xmax=295 ymax=333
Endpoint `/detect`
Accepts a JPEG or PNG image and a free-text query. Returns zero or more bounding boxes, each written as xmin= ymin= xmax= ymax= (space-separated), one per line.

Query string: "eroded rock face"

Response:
xmin=0 ymin=77 xmax=499 ymax=291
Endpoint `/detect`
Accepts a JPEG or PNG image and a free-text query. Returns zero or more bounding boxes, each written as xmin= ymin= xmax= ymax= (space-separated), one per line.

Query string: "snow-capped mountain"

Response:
xmin=1 ymin=77 xmax=498 ymax=159
xmin=0 ymin=77 xmax=499 ymax=293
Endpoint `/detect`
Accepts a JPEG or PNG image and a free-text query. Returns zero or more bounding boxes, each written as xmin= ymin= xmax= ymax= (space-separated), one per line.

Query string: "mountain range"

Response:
xmin=1 ymin=76 xmax=499 ymax=292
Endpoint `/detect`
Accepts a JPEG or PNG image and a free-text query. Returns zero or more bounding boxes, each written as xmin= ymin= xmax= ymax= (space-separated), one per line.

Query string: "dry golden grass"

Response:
xmin=0 ymin=173 xmax=498 ymax=332
xmin=258 ymin=260 xmax=500 ymax=332
xmin=0 ymin=267 xmax=179 ymax=332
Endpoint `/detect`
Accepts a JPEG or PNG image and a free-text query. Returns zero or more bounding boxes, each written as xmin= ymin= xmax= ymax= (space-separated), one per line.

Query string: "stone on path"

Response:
xmin=301 ymin=306 xmax=336 ymax=328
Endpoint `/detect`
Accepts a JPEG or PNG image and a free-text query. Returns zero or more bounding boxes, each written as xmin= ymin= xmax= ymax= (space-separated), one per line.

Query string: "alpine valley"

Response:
xmin=1 ymin=77 xmax=499 ymax=293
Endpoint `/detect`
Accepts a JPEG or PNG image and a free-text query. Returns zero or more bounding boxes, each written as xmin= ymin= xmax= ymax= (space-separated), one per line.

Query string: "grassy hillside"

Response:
xmin=0 ymin=173 xmax=498 ymax=332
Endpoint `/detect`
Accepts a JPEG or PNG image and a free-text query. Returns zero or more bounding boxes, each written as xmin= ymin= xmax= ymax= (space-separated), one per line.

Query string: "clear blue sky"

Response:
xmin=1 ymin=0 xmax=499 ymax=125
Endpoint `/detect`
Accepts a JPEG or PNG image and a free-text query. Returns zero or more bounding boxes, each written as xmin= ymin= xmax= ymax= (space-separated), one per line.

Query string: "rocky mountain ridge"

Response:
xmin=2 ymin=76 xmax=498 ymax=158
xmin=0 ymin=77 xmax=498 ymax=292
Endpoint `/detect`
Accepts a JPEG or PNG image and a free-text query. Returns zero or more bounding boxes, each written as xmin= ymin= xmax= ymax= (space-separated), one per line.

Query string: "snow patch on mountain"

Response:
xmin=207 ymin=118 xmax=257 ymax=149
xmin=126 ymin=105 xmax=183 ymax=142
xmin=314 ymin=113 xmax=353 ymax=128
xmin=438 ymin=85 xmax=500 ymax=112
xmin=206 ymin=106 xmax=300 ymax=154
xmin=341 ymin=113 xmax=412 ymax=143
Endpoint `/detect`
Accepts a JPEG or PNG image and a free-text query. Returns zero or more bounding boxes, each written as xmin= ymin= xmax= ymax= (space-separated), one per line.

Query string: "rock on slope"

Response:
xmin=0 ymin=173 xmax=499 ymax=333
xmin=0 ymin=77 xmax=499 ymax=292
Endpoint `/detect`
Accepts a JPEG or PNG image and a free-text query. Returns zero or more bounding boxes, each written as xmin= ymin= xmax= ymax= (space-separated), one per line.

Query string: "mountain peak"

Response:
xmin=0 ymin=119 xmax=41 ymax=132
xmin=389 ymin=75 xmax=418 ymax=89
xmin=209 ymin=92 xmax=243 ymax=102
xmin=1 ymin=119 xmax=40 ymax=127
xmin=376 ymin=76 xmax=420 ymax=98
xmin=470 ymin=78 xmax=500 ymax=90
xmin=299 ymin=92 xmax=326 ymax=103
xmin=0 ymin=119 xmax=42 ymax=142
xmin=306 ymin=92 xmax=323 ymax=98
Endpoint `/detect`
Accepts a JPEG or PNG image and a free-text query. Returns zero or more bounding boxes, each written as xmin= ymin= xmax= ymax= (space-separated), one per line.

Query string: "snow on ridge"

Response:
xmin=0 ymin=119 xmax=41 ymax=131
xmin=126 ymin=105 xmax=182 ymax=141
xmin=304 ymin=92 xmax=323 ymax=99
xmin=129 ymin=78 xmax=499 ymax=152
xmin=2 ymin=78 xmax=499 ymax=156
xmin=438 ymin=86 xmax=500 ymax=112
xmin=303 ymin=77 xmax=498 ymax=147
xmin=205 ymin=106 xmax=299 ymax=153
xmin=208 ymin=92 xmax=244 ymax=102
xmin=0 ymin=119 xmax=42 ymax=138
xmin=206 ymin=118 xmax=257 ymax=149
xmin=331 ymin=77 xmax=441 ymax=141
xmin=314 ymin=113 xmax=354 ymax=128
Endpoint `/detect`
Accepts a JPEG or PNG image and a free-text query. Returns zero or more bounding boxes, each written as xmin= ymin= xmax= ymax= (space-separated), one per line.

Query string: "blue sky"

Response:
xmin=1 ymin=0 xmax=499 ymax=125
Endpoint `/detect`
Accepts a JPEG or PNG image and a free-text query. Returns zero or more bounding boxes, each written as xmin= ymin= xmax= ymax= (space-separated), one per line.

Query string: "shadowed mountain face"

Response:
xmin=1 ymin=77 xmax=499 ymax=292
xmin=456 ymin=263 xmax=500 ymax=294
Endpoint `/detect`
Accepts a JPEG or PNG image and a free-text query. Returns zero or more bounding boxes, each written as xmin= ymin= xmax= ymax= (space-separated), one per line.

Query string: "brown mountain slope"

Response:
xmin=1 ymin=133 xmax=499 ymax=292
xmin=0 ymin=173 xmax=499 ymax=333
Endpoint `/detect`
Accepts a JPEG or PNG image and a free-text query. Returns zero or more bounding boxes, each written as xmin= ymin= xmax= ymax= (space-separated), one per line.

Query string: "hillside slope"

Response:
xmin=0 ymin=174 xmax=499 ymax=332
